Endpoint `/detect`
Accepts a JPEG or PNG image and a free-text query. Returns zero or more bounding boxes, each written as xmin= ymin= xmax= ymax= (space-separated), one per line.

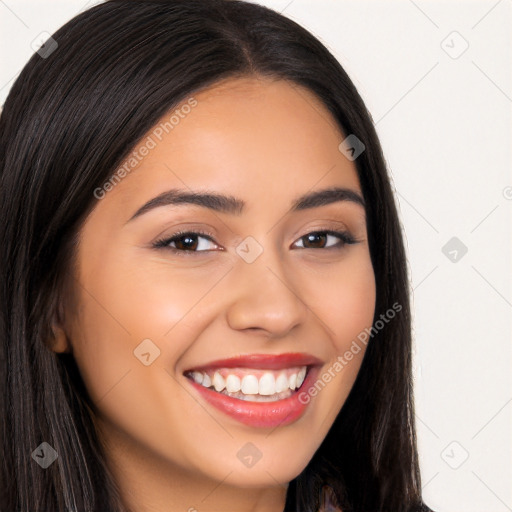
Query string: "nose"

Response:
xmin=224 ymin=251 xmax=309 ymax=338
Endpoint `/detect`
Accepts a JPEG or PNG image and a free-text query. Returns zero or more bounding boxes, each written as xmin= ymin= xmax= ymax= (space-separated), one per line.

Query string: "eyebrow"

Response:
xmin=126 ymin=186 xmax=365 ymax=223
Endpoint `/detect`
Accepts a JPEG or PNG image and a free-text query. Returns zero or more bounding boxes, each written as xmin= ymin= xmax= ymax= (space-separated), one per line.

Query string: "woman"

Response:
xmin=0 ymin=1 xmax=434 ymax=511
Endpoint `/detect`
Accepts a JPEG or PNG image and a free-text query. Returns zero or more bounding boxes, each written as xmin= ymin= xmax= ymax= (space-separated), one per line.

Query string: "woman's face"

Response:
xmin=60 ymin=76 xmax=375 ymax=503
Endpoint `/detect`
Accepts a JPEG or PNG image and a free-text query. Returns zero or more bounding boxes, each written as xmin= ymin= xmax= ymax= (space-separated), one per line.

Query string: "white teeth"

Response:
xmin=202 ymin=373 xmax=212 ymax=388
xmin=258 ymin=372 xmax=275 ymax=395
xmin=275 ymin=373 xmax=289 ymax=393
xmin=289 ymin=373 xmax=297 ymax=390
xmin=212 ymin=372 xmax=225 ymax=392
xmin=241 ymin=374 xmax=259 ymax=394
xmin=296 ymin=367 xmax=306 ymax=388
xmin=225 ymin=374 xmax=241 ymax=393
xmin=188 ymin=365 xmax=309 ymax=399
xmin=192 ymin=371 xmax=204 ymax=385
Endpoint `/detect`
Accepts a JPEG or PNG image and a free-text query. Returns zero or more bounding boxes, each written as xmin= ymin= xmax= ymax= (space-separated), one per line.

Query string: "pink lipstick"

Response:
xmin=184 ymin=352 xmax=322 ymax=428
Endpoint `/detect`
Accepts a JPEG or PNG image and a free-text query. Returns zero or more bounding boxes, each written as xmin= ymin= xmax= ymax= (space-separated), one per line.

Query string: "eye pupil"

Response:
xmin=175 ymin=234 xmax=198 ymax=251
xmin=304 ymin=233 xmax=326 ymax=249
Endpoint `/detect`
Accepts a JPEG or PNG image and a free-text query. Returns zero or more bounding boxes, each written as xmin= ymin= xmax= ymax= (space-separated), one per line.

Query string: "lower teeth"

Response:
xmin=213 ymin=387 xmax=294 ymax=402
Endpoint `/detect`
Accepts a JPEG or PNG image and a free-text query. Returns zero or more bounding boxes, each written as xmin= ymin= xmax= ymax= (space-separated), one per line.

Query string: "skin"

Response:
xmin=51 ymin=76 xmax=376 ymax=512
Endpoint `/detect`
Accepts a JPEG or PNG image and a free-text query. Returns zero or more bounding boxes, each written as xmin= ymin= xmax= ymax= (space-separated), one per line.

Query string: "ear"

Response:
xmin=48 ymin=321 xmax=73 ymax=354
xmin=46 ymin=295 xmax=73 ymax=354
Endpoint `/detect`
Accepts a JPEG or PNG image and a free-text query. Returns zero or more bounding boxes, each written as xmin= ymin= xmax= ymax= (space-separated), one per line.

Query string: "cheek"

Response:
xmin=312 ymin=252 xmax=376 ymax=349
xmin=66 ymin=265 xmax=207 ymax=468
xmin=74 ymin=247 xmax=214 ymax=356
xmin=65 ymin=248 xmax=187 ymax=415
xmin=300 ymin=252 xmax=376 ymax=421
xmin=67 ymin=251 xmax=228 ymax=440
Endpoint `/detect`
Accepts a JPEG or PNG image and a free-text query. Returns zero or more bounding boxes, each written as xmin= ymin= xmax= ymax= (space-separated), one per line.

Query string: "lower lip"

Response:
xmin=185 ymin=367 xmax=319 ymax=428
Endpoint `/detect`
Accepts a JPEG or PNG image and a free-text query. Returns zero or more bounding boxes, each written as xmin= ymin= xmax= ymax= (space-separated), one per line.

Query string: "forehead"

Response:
xmin=93 ymin=76 xmax=362 ymax=220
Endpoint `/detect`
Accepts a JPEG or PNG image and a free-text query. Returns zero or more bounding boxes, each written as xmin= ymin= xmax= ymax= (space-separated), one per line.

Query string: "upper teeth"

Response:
xmin=189 ymin=366 xmax=307 ymax=396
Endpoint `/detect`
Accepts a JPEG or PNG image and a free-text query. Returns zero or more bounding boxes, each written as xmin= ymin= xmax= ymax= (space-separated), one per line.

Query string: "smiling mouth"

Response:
xmin=184 ymin=366 xmax=308 ymax=403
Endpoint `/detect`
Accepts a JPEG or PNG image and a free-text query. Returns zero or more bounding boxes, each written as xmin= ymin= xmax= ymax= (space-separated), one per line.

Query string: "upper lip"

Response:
xmin=184 ymin=352 xmax=323 ymax=372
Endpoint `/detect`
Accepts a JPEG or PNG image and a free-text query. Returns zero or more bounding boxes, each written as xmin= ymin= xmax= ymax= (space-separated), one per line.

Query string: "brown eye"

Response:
xmin=294 ymin=230 xmax=356 ymax=250
xmin=302 ymin=232 xmax=328 ymax=249
xmin=172 ymin=233 xmax=200 ymax=251
xmin=152 ymin=230 xmax=218 ymax=254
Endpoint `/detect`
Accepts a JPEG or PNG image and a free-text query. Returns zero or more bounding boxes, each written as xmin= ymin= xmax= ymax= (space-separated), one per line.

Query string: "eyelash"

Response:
xmin=152 ymin=228 xmax=359 ymax=256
